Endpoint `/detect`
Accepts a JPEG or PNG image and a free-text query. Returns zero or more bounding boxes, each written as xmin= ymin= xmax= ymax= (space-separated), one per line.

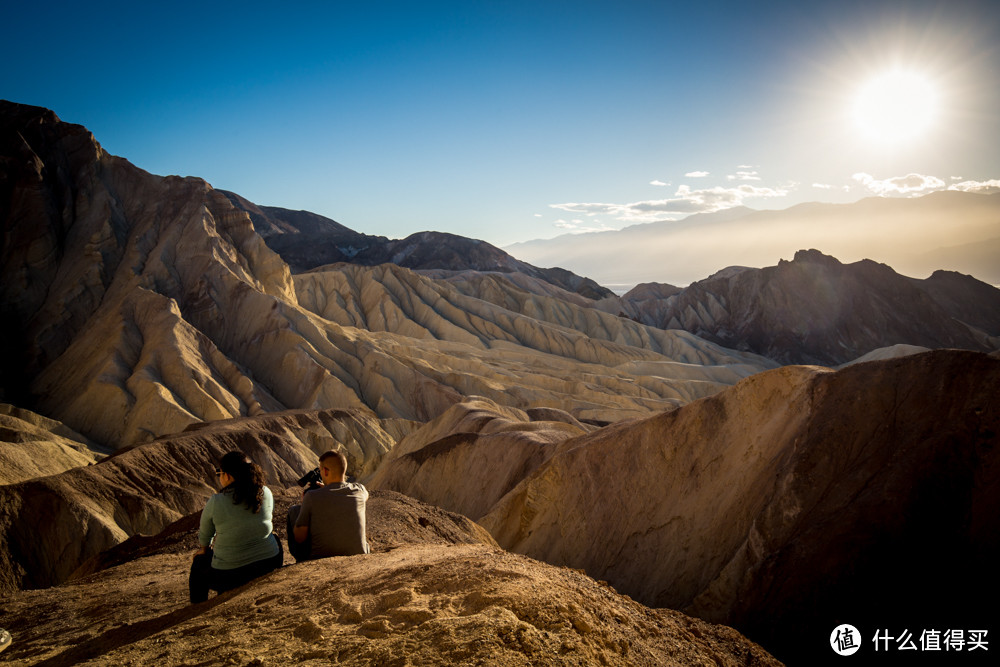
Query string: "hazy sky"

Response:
xmin=4 ymin=0 xmax=998 ymax=246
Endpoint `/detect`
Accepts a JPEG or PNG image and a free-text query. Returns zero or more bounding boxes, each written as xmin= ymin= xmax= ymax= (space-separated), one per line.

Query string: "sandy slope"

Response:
xmin=0 ymin=493 xmax=779 ymax=667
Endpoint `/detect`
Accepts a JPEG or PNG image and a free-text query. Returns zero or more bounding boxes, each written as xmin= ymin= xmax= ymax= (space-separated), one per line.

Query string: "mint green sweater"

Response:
xmin=198 ymin=486 xmax=279 ymax=569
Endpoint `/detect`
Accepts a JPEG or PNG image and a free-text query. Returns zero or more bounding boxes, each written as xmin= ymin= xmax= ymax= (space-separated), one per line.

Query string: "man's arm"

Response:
xmin=294 ymin=493 xmax=313 ymax=544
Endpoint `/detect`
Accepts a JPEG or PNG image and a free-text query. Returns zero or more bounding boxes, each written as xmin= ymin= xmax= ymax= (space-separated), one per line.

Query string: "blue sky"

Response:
xmin=4 ymin=1 xmax=998 ymax=246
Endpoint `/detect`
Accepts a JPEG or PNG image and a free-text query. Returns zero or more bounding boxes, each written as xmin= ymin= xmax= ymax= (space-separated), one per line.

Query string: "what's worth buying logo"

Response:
xmin=831 ymin=624 xmax=862 ymax=656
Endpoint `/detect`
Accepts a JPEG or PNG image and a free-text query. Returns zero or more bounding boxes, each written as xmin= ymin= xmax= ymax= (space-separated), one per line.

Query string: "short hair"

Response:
xmin=319 ymin=449 xmax=347 ymax=476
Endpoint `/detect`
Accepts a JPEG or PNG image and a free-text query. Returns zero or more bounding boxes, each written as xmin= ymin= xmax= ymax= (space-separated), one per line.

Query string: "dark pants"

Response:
xmin=189 ymin=536 xmax=283 ymax=604
xmin=286 ymin=504 xmax=312 ymax=562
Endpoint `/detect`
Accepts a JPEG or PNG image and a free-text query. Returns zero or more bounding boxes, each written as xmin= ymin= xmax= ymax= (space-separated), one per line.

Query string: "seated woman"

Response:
xmin=189 ymin=451 xmax=283 ymax=603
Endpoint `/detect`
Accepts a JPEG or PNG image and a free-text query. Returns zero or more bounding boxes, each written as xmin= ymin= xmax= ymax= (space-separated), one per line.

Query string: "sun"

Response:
xmin=852 ymin=69 xmax=938 ymax=144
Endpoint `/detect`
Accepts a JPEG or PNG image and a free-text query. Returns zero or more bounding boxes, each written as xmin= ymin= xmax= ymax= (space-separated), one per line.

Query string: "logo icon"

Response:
xmin=831 ymin=624 xmax=861 ymax=656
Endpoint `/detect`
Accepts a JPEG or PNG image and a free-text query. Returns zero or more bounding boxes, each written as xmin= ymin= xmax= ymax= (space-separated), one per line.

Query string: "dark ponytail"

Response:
xmin=219 ymin=451 xmax=266 ymax=513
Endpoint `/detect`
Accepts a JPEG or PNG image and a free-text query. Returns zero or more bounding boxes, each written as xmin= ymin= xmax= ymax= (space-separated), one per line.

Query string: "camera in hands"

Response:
xmin=297 ymin=468 xmax=322 ymax=490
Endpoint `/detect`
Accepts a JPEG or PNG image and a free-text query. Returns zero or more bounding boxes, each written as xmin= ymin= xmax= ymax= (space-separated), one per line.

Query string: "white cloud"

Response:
xmin=948 ymin=178 xmax=1000 ymax=194
xmin=550 ymin=183 xmax=789 ymax=223
xmin=852 ymin=172 xmax=946 ymax=197
xmin=951 ymin=176 xmax=963 ymax=181
xmin=552 ymin=218 xmax=617 ymax=234
xmin=812 ymin=183 xmax=834 ymax=190
xmin=727 ymin=170 xmax=761 ymax=181
xmin=650 ymin=179 xmax=669 ymax=187
xmin=550 ymin=203 xmax=628 ymax=217
xmin=684 ymin=170 xmax=710 ymax=177
xmin=533 ymin=213 xmax=542 ymax=217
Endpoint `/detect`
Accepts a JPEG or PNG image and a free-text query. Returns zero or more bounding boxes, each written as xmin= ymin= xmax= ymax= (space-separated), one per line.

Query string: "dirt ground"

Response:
xmin=0 ymin=491 xmax=780 ymax=666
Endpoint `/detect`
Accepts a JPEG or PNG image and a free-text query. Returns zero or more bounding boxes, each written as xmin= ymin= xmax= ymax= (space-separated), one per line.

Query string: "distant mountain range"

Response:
xmin=219 ymin=190 xmax=614 ymax=300
xmin=506 ymin=191 xmax=1000 ymax=288
xmin=619 ymin=249 xmax=1000 ymax=365
xmin=216 ymin=180 xmax=1000 ymax=367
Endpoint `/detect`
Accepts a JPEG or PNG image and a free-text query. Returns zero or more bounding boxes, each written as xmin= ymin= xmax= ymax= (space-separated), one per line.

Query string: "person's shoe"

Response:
xmin=0 ymin=628 xmax=12 ymax=654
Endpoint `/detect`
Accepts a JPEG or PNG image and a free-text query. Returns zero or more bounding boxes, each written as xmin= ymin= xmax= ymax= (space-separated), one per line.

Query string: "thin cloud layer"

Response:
xmin=948 ymin=179 xmax=1000 ymax=194
xmin=685 ymin=171 xmax=710 ymax=177
xmin=550 ymin=183 xmax=790 ymax=223
xmin=553 ymin=218 xmax=617 ymax=234
xmin=853 ymin=173 xmax=1000 ymax=197
xmin=547 ymin=171 xmax=999 ymax=232
xmin=852 ymin=172 xmax=946 ymax=196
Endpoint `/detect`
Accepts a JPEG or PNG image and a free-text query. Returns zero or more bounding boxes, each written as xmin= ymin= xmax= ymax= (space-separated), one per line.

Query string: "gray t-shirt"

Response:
xmin=296 ymin=482 xmax=370 ymax=558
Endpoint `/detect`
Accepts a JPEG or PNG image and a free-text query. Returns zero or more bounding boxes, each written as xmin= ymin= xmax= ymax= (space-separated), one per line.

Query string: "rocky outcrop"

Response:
xmin=484 ymin=350 xmax=999 ymax=663
xmin=0 ymin=101 xmax=301 ymax=444
xmin=837 ymin=343 xmax=930 ymax=366
xmin=0 ymin=407 xmax=408 ymax=593
xmin=916 ymin=268 xmax=1000 ymax=343
xmin=0 ymin=102 xmax=776 ymax=449
xmin=0 ymin=526 xmax=780 ymax=666
xmin=372 ymin=350 xmax=998 ymax=664
xmin=369 ymin=398 xmax=588 ymax=521
xmin=0 ymin=404 xmax=105 ymax=485
xmin=634 ymin=249 xmax=999 ymax=365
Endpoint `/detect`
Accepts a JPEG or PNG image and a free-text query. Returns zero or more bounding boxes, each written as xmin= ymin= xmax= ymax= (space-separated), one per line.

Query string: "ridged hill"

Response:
xmin=371 ymin=349 xmax=1000 ymax=664
xmin=0 ymin=101 xmax=775 ymax=449
xmin=0 ymin=404 xmax=105 ymax=485
xmin=221 ymin=191 xmax=615 ymax=300
xmin=624 ymin=249 xmax=1000 ymax=365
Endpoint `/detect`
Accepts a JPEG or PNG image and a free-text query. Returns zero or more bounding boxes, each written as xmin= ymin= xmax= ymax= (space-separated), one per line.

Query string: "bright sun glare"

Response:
xmin=852 ymin=69 xmax=938 ymax=144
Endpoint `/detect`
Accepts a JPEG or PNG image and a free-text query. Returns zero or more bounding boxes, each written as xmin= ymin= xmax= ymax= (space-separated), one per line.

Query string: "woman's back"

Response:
xmin=199 ymin=486 xmax=279 ymax=569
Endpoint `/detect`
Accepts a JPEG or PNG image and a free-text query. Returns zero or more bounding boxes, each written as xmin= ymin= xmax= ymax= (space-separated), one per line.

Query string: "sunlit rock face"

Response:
xmin=373 ymin=350 xmax=999 ymax=664
xmin=0 ymin=101 xmax=300 ymax=446
xmin=626 ymin=249 xmax=1000 ymax=365
xmin=368 ymin=398 xmax=589 ymax=521
xmin=0 ymin=404 xmax=104 ymax=485
xmin=0 ymin=101 xmax=776 ymax=449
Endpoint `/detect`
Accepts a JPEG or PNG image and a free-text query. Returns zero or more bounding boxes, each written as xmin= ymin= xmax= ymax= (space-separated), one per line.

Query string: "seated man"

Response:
xmin=287 ymin=450 xmax=370 ymax=562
